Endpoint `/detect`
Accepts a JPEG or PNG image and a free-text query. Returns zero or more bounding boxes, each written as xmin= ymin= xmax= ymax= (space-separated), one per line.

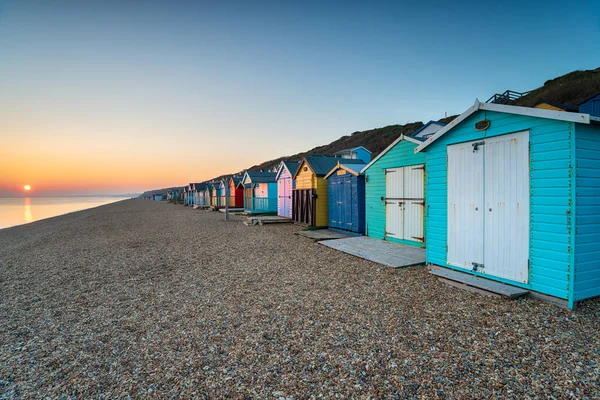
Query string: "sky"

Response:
xmin=1 ymin=0 xmax=599 ymax=196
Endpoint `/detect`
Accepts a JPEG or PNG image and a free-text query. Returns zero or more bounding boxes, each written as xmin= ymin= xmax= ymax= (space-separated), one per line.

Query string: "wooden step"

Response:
xmin=430 ymin=267 xmax=529 ymax=299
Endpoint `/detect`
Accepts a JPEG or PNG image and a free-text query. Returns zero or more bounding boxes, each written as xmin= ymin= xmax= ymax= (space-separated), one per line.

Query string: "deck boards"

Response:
xmin=297 ymin=229 xmax=350 ymax=241
xmin=319 ymin=236 xmax=425 ymax=268
xmin=430 ymin=267 xmax=530 ymax=299
xmin=244 ymin=216 xmax=292 ymax=226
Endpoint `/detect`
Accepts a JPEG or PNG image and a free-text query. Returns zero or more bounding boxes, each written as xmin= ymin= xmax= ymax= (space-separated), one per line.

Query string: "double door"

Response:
xmin=329 ymin=176 xmax=353 ymax=230
xmin=447 ymin=131 xmax=530 ymax=283
xmin=385 ymin=165 xmax=425 ymax=243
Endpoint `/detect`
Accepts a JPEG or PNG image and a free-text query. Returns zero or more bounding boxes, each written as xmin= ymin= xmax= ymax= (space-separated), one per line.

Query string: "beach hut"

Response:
xmin=579 ymin=92 xmax=600 ymax=117
xmin=192 ymin=182 xmax=207 ymax=206
xmin=208 ymin=181 xmax=223 ymax=208
xmin=412 ymin=120 xmax=447 ymax=139
xmin=153 ymin=193 xmax=165 ymax=201
xmin=241 ymin=171 xmax=278 ymax=214
xmin=203 ymin=183 xmax=213 ymax=206
xmin=333 ymin=146 xmax=372 ymax=163
xmin=324 ymin=161 xmax=367 ymax=233
xmin=360 ymin=129 xmax=443 ymax=245
xmin=275 ymin=161 xmax=300 ymax=218
xmin=227 ymin=176 xmax=244 ymax=208
xmin=292 ymin=155 xmax=365 ymax=227
xmin=415 ymin=99 xmax=600 ymax=309
xmin=184 ymin=184 xmax=194 ymax=206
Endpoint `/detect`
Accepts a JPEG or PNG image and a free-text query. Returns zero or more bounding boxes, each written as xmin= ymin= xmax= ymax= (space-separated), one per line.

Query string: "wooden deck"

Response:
xmin=319 ymin=236 xmax=425 ymax=268
xmin=218 ymin=208 xmax=244 ymax=213
xmin=244 ymin=216 xmax=292 ymax=226
xmin=429 ymin=266 xmax=530 ymax=299
xmin=297 ymin=229 xmax=351 ymax=241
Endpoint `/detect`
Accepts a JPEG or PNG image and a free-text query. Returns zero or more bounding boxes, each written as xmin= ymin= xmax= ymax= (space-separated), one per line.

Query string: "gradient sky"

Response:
xmin=1 ymin=0 xmax=599 ymax=196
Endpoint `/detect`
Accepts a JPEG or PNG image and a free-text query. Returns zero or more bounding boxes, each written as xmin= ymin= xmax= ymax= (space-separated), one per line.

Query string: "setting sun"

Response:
xmin=24 ymin=185 xmax=31 ymax=191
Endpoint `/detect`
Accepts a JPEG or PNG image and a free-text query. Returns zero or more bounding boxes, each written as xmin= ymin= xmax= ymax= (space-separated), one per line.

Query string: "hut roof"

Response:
xmin=245 ymin=171 xmax=277 ymax=184
xmin=416 ymin=99 xmax=595 ymax=153
xmin=324 ymin=161 xmax=367 ymax=179
xmin=276 ymin=161 xmax=300 ymax=180
xmin=411 ymin=120 xmax=446 ymax=137
xmin=532 ymin=99 xmax=578 ymax=112
xmin=230 ymin=176 xmax=243 ymax=185
xmin=301 ymin=155 xmax=364 ymax=177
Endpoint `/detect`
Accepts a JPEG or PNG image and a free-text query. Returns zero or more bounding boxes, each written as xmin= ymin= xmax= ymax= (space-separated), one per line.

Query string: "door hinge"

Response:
xmin=472 ymin=262 xmax=485 ymax=272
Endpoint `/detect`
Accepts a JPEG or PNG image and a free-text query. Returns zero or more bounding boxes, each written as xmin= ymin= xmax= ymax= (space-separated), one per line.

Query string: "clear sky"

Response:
xmin=1 ymin=0 xmax=599 ymax=196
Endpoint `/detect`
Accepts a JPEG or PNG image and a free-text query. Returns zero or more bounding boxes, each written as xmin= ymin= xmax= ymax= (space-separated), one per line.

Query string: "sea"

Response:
xmin=0 ymin=197 xmax=131 ymax=230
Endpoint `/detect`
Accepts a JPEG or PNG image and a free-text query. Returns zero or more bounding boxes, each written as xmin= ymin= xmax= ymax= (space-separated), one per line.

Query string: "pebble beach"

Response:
xmin=1 ymin=199 xmax=599 ymax=398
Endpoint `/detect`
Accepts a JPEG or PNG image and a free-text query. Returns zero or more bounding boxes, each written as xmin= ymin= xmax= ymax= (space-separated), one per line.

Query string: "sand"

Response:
xmin=1 ymin=199 xmax=599 ymax=398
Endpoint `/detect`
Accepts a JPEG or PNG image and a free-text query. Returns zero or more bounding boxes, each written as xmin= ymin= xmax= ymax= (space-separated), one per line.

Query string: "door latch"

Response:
xmin=472 ymin=141 xmax=485 ymax=152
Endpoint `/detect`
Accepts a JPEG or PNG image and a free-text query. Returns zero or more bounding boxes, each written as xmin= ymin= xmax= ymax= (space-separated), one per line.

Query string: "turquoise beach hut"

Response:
xmin=360 ymin=127 xmax=443 ymax=246
xmin=242 ymin=171 xmax=278 ymax=214
xmin=415 ymin=99 xmax=600 ymax=309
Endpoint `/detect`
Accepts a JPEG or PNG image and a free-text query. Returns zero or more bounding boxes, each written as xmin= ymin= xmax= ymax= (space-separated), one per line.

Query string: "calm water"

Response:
xmin=0 ymin=197 xmax=130 ymax=230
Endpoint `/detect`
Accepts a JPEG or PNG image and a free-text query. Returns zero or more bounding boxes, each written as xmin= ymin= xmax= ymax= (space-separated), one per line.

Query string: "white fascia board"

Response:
xmin=274 ymin=161 xmax=286 ymax=181
xmin=323 ymin=161 xmax=342 ymax=180
xmin=361 ymin=134 xmax=415 ymax=173
xmin=480 ymin=102 xmax=590 ymax=124
xmin=415 ymin=100 xmax=592 ymax=153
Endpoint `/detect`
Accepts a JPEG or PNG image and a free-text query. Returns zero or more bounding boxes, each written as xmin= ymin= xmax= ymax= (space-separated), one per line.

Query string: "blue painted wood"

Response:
xmin=424 ymin=110 xmax=576 ymax=302
xmin=353 ymin=148 xmax=372 ymax=164
xmin=574 ymin=123 xmax=600 ymax=301
xmin=363 ymin=139 xmax=426 ymax=245
xmin=326 ymin=169 xmax=365 ymax=233
xmin=579 ymin=93 xmax=600 ymax=118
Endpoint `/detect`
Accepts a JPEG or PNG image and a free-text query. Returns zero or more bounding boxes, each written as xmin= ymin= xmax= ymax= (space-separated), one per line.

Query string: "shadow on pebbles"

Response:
xmin=1 ymin=200 xmax=599 ymax=398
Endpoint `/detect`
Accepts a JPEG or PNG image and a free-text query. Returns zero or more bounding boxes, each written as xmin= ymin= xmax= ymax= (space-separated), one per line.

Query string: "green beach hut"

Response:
xmin=361 ymin=123 xmax=444 ymax=247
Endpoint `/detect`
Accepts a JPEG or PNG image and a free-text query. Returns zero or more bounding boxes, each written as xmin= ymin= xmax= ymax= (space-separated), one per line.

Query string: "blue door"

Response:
xmin=329 ymin=177 xmax=342 ymax=228
xmin=341 ymin=176 xmax=354 ymax=230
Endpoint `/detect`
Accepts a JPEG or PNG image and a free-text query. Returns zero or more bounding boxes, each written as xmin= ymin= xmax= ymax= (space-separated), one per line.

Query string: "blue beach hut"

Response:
xmin=333 ymin=146 xmax=372 ymax=164
xmin=415 ymin=99 xmax=600 ymax=309
xmin=324 ymin=161 xmax=367 ymax=233
xmin=192 ymin=182 xmax=207 ymax=206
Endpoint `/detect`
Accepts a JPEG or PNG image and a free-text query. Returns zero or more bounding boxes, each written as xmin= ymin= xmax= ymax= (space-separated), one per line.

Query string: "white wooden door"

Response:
xmin=447 ymin=140 xmax=484 ymax=269
xmin=385 ymin=168 xmax=404 ymax=239
xmin=483 ymin=131 xmax=530 ymax=283
xmin=278 ymin=179 xmax=290 ymax=217
xmin=403 ymin=165 xmax=425 ymax=242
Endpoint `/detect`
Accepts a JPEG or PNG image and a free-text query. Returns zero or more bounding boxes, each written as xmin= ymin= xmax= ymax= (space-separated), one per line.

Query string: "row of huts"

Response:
xmin=166 ymin=94 xmax=600 ymax=309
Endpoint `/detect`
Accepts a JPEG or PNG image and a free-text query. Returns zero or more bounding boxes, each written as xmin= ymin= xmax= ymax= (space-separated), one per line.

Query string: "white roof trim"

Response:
xmin=416 ymin=99 xmax=591 ymax=153
xmin=361 ymin=134 xmax=422 ymax=173
xmin=274 ymin=161 xmax=286 ymax=181
xmin=324 ymin=161 xmax=363 ymax=179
